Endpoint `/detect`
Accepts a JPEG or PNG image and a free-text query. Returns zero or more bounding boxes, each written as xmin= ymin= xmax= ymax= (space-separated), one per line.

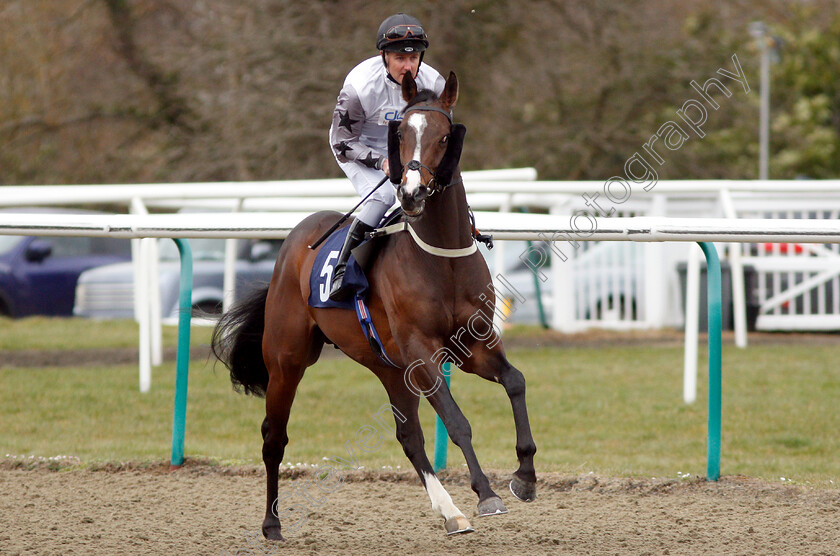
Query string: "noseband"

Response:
xmin=403 ymin=159 xmax=438 ymax=193
xmin=387 ymin=105 xmax=466 ymax=194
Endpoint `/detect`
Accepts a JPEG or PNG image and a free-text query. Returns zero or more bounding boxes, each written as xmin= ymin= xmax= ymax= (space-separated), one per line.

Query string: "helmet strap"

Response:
xmin=382 ymin=52 xmax=400 ymax=84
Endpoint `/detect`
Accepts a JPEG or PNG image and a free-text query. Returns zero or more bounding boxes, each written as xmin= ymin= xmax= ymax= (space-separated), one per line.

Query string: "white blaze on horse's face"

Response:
xmin=403 ymin=112 xmax=427 ymax=198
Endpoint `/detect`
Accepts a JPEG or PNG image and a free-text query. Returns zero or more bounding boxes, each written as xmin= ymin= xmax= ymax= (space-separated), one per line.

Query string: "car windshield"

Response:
xmin=44 ymin=236 xmax=132 ymax=257
xmin=0 ymin=236 xmax=24 ymax=255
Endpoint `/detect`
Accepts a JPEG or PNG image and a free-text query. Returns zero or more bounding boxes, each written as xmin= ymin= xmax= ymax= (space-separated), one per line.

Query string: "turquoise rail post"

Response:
xmin=170 ymin=238 xmax=193 ymax=468
xmin=698 ymin=242 xmax=722 ymax=481
xmin=433 ymin=362 xmax=453 ymax=472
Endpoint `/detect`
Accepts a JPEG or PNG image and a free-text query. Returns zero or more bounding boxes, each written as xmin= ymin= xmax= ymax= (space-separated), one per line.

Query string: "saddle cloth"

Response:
xmin=308 ymin=225 xmax=369 ymax=310
xmin=308 ymin=209 xmax=403 ymax=309
xmin=307 ymin=213 xmax=401 ymax=368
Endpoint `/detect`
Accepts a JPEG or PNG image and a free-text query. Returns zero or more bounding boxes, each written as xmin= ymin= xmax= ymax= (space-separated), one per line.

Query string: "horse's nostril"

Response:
xmin=410 ymin=185 xmax=428 ymax=201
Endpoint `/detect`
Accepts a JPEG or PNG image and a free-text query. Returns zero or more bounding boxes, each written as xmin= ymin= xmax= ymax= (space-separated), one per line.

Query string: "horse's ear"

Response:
xmin=401 ymin=72 xmax=418 ymax=103
xmin=440 ymin=71 xmax=458 ymax=111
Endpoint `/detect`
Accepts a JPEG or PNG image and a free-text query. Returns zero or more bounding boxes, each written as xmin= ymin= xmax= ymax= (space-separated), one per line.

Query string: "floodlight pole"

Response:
xmin=750 ymin=21 xmax=770 ymax=181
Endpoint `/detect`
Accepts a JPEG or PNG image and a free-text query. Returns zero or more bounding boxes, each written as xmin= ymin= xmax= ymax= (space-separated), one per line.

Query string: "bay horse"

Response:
xmin=211 ymin=71 xmax=537 ymax=540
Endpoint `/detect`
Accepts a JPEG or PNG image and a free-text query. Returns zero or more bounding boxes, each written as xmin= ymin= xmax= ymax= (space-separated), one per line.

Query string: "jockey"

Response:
xmin=328 ymin=13 xmax=446 ymax=302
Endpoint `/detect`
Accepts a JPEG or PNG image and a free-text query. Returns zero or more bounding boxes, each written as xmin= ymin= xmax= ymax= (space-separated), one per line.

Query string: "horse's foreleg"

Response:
xmin=379 ymin=375 xmax=474 ymax=535
xmin=461 ymin=351 xmax=538 ymax=503
xmin=261 ymin=365 xmax=305 ymax=541
xmin=499 ymin=362 xmax=538 ymax=502
xmin=427 ymin=382 xmax=510 ymax=516
xmin=402 ymin=353 xmax=506 ymax=517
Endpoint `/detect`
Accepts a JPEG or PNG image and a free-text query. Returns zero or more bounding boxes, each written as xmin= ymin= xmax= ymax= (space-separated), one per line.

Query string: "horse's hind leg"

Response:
xmin=260 ymin=363 xmax=305 ymax=540
xmin=260 ymin=308 xmax=322 ymax=540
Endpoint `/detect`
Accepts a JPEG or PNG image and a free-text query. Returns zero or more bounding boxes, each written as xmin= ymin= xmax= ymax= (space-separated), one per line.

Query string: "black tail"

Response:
xmin=211 ymin=284 xmax=270 ymax=397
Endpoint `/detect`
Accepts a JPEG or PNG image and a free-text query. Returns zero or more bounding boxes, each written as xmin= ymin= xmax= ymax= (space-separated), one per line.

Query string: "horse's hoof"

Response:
xmin=444 ymin=515 xmax=475 ymax=535
xmin=509 ymin=476 xmax=537 ymax=502
xmin=262 ymin=521 xmax=285 ymax=542
xmin=477 ymin=496 xmax=508 ymax=517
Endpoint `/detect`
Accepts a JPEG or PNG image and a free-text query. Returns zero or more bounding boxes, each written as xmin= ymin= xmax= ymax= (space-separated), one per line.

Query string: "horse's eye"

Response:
xmin=397 ymin=130 xmax=403 ymax=139
xmin=440 ymin=135 xmax=449 ymax=145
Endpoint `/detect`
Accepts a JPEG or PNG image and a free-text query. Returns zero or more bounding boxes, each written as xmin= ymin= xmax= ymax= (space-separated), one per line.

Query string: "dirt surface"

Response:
xmin=2 ymin=461 xmax=839 ymax=556
xmin=4 ymin=330 xmax=840 ymax=555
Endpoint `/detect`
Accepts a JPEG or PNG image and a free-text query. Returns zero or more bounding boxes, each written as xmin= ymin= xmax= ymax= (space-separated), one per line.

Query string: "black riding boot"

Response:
xmin=329 ymin=219 xmax=374 ymax=302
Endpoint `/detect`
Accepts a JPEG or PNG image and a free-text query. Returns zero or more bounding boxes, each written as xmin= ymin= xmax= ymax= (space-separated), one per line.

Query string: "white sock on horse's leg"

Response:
xmin=422 ymin=471 xmax=464 ymax=520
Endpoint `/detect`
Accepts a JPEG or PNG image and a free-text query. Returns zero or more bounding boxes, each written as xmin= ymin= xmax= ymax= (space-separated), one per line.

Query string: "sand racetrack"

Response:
xmin=2 ymin=461 xmax=839 ymax=555
xmin=3 ymin=331 xmax=840 ymax=554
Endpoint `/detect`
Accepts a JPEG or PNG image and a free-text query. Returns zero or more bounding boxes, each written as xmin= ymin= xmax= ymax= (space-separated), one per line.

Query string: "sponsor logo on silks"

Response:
xmin=377 ymin=108 xmax=403 ymax=125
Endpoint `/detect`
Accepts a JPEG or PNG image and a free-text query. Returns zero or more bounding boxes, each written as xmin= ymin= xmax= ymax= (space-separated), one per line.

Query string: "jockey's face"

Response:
xmin=383 ymin=51 xmax=421 ymax=85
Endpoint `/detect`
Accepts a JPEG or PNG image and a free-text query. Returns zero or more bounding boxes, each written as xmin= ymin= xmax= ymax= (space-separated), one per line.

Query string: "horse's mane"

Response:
xmin=404 ymin=90 xmax=439 ymax=110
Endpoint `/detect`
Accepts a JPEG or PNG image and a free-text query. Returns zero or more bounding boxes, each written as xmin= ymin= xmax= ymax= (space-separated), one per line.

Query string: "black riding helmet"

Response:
xmin=377 ymin=13 xmax=428 ymax=71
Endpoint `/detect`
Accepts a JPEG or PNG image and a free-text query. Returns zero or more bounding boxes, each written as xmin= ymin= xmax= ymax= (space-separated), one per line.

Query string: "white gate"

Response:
xmin=729 ymin=192 xmax=840 ymax=331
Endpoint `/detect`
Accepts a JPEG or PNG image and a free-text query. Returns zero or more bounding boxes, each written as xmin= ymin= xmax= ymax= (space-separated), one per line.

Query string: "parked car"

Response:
xmin=0 ymin=208 xmax=132 ymax=318
xmin=74 ymin=237 xmax=283 ymax=320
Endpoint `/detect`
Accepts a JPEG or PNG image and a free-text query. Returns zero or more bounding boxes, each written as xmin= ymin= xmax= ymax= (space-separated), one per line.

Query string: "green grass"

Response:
xmin=0 ymin=317 xmax=213 ymax=350
xmin=1 ymin=319 xmax=839 ymax=487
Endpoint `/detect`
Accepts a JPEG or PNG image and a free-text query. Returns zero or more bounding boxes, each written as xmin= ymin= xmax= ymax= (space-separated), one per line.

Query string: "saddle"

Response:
xmin=307 ymin=209 xmax=404 ymax=367
xmin=351 ymin=208 xmax=404 ymax=269
xmin=308 ymin=209 xmax=402 ymax=308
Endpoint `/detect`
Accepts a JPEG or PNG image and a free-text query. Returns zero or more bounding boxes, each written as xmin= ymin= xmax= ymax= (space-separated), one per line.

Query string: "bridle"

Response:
xmin=402 ymin=159 xmax=440 ymax=195
xmin=404 ymin=104 xmax=453 ymax=122
xmin=391 ymin=104 xmax=464 ymax=194
xmin=379 ymin=100 xmax=485 ymax=257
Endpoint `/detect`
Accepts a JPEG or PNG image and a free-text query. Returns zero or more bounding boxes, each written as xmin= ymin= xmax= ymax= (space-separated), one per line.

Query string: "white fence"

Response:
xmin=4 ymin=210 xmax=840 ymax=402
xmin=4 ymin=175 xmax=840 ymax=397
xmin=1 ymin=169 xmax=537 ymax=376
xmin=5 ymin=178 xmax=840 ymax=337
xmin=723 ymin=191 xmax=840 ymax=331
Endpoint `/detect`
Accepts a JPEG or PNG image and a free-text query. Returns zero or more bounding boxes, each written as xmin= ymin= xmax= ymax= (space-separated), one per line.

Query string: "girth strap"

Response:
xmin=354 ymin=296 xmax=400 ymax=368
xmin=373 ymin=221 xmax=477 ymax=258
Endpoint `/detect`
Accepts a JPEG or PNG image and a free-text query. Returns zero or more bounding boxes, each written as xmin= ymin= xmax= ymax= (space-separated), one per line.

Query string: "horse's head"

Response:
xmin=388 ymin=71 xmax=464 ymax=217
